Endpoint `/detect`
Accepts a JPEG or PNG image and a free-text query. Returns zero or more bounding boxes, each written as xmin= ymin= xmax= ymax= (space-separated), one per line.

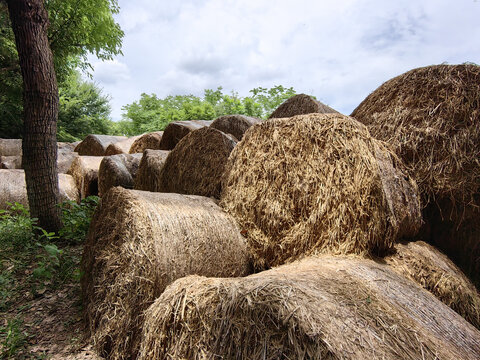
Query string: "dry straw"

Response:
xmin=0 ymin=155 xmax=22 ymax=169
xmin=159 ymin=120 xmax=212 ymax=150
xmin=0 ymin=138 xmax=22 ymax=156
xmin=139 ymin=256 xmax=480 ymax=360
xmin=351 ymin=64 xmax=480 ymax=285
xmin=81 ymin=188 xmax=252 ymax=360
xmin=57 ymin=142 xmax=79 ymax=174
xmin=159 ymin=127 xmax=237 ymax=199
xmin=105 ymin=136 xmax=140 ymax=156
xmin=210 ymin=114 xmax=262 ymax=141
xmin=67 ymin=156 xmax=103 ymax=199
xmin=134 ymin=149 xmax=170 ymax=191
xmin=221 ymin=113 xmax=422 ymax=269
xmin=98 ymin=153 xmax=142 ymax=196
xmin=74 ymin=134 xmax=127 ymax=156
xmin=269 ymin=93 xmax=339 ymax=119
xmin=385 ymin=240 xmax=480 ymax=329
xmin=129 ymin=131 xmax=163 ymax=154
xmin=0 ymin=169 xmax=79 ymax=209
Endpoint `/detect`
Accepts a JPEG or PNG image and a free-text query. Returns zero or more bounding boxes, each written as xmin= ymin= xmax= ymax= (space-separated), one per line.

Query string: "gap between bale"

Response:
xmin=67 ymin=156 xmax=103 ymax=199
xmin=134 ymin=150 xmax=170 ymax=192
xmin=138 ymin=256 xmax=480 ymax=360
xmin=98 ymin=153 xmax=142 ymax=196
xmin=81 ymin=187 xmax=252 ymax=360
xmin=220 ymin=113 xmax=422 ymax=269
xmin=269 ymin=93 xmax=339 ymax=119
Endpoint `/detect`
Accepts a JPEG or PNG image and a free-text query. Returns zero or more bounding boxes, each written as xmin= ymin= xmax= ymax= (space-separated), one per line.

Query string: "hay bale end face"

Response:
xmin=139 ymin=256 xmax=480 ymax=360
xmin=269 ymin=94 xmax=339 ymax=119
xmin=105 ymin=136 xmax=140 ymax=156
xmin=210 ymin=114 xmax=262 ymax=141
xmin=159 ymin=127 xmax=237 ymax=199
xmin=129 ymin=132 xmax=163 ymax=154
xmin=134 ymin=150 xmax=170 ymax=192
xmin=67 ymin=156 xmax=103 ymax=199
xmin=385 ymin=240 xmax=480 ymax=329
xmin=0 ymin=138 xmax=22 ymax=157
xmin=221 ymin=113 xmax=422 ymax=269
xmin=74 ymin=134 xmax=127 ymax=156
xmin=82 ymin=187 xmax=251 ymax=359
xmin=98 ymin=153 xmax=142 ymax=196
xmin=0 ymin=170 xmax=79 ymax=209
xmin=159 ymin=120 xmax=212 ymax=150
xmin=351 ymin=64 xmax=480 ymax=285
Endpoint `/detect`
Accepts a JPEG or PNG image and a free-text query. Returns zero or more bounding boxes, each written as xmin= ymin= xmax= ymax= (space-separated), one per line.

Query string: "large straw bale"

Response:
xmin=0 ymin=155 xmax=22 ymax=169
xmin=210 ymin=114 xmax=261 ymax=141
xmin=269 ymin=94 xmax=339 ymax=119
xmin=57 ymin=142 xmax=76 ymax=152
xmin=139 ymin=256 xmax=480 ymax=360
xmin=159 ymin=120 xmax=212 ymax=150
xmin=385 ymin=240 xmax=480 ymax=329
xmin=67 ymin=156 xmax=103 ymax=199
xmin=81 ymin=187 xmax=251 ymax=359
xmin=128 ymin=132 xmax=163 ymax=154
xmin=57 ymin=143 xmax=79 ymax=174
xmin=221 ymin=113 xmax=422 ymax=269
xmin=0 ymin=170 xmax=79 ymax=209
xmin=74 ymin=135 xmax=127 ymax=156
xmin=351 ymin=64 xmax=480 ymax=285
xmin=98 ymin=153 xmax=142 ymax=196
xmin=134 ymin=150 xmax=170 ymax=191
xmin=0 ymin=138 xmax=22 ymax=156
xmin=105 ymin=136 xmax=140 ymax=156
xmin=159 ymin=127 xmax=237 ymax=198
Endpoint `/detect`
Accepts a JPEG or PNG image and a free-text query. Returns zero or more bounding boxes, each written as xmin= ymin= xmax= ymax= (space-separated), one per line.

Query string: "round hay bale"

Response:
xmin=159 ymin=120 xmax=212 ymax=150
xmin=74 ymin=135 xmax=127 ymax=156
xmin=67 ymin=156 xmax=103 ymax=199
xmin=210 ymin=114 xmax=262 ymax=141
xmin=269 ymin=94 xmax=339 ymax=119
xmin=0 ymin=138 xmax=22 ymax=157
xmin=129 ymin=132 xmax=163 ymax=154
xmin=220 ymin=113 xmax=422 ymax=269
xmin=159 ymin=127 xmax=237 ymax=199
xmin=81 ymin=187 xmax=252 ymax=359
xmin=0 ymin=155 xmax=22 ymax=169
xmin=134 ymin=150 xmax=170 ymax=191
xmin=0 ymin=170 xmax=79 ymax=210
xmin=57 ymin=143 xmax=79 ymax=174
xmin=98 ymin=153 xmax=142 ymax=196
xmin=57 ymin=142 xmax=76 ymax=152
xmin=105 ymin=136 xmax=140 ymax=156
xmin=351 ymin=64 xmax=480 ymax=285
xmin=139 ymin=256 xmax=480 ymax=360
xmin=385 ymin=240 xmax=480 ymax=329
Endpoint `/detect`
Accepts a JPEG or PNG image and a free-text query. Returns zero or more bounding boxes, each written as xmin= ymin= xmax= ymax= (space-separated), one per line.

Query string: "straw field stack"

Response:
xmin=129 ymin=132 xmax=163 ymax=153
xmin=159 ymin=120 xmax=212 ymax=150
xmin=104 ymin=136 xmax=141 ymax=156
xmin=269 ymin=94 xmax=339 ymax=118
xmin=98 ymin=153 xmax=142 ymax=196
xmin=134 ymin=150 xmax=170 ymax=191
xmin=210 ymin=114 xmax=261 ymax=141
xmin=74 ymin=134 xmax=127 ymax=156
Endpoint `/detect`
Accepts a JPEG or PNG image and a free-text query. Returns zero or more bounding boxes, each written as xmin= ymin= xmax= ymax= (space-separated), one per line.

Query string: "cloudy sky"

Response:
xmin=89 ymin=0 xmax=480 ymax=121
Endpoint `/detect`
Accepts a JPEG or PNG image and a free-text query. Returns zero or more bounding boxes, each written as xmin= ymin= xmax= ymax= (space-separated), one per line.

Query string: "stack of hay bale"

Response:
xmin=80 ymin=66 xmax=480 ymax=360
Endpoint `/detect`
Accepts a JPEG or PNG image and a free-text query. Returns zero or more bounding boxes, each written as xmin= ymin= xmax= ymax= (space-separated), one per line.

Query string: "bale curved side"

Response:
xmin=139 ymin=256 xmax=480 ymax=360
xmin=159 ymin=120 xmax=212 ymax=150
xmin=0 ymin=155 xmax=22 ymax=169
xmin=74 ymin=135 xmax=127 ymax=156
xmin=210 ymin=115 xmax=261 ymax=141
xmin=67 ymin=156 xmax=103 ymax=199
xmin=98 ymin=154 xmax=142 ymax=196
xmin=134 ymin=150 xmax=170 ymax=191
xmin=82 ymin=188 xmax=252 ymax=360
xmin=129 ymin=132 xmax=163 ymax=154
xmin=221 ymin=113 xmax=422 ymax=269
xmin=105 ymin=136 xmax=140 ymax=156
xmin=0 ymin=138 xmax=22 ymax=156
xmin=269 ymin=94 xmax=339 ymax=119
xmin=159 ymin=127 xmax=237 ymax=199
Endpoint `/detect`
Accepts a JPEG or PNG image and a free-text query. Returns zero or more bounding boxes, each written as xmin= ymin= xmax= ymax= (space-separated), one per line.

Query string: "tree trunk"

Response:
xmin=7 ymin=0 xmax=62 ymax=232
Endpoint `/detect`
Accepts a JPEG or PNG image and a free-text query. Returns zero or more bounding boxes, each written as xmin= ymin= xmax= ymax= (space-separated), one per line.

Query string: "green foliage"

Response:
xmin=58 ymin=196 xmax=99 ymax=244
xmin=0 ymin=317 xmax=28 ymax=359
xmin=121 ymin=85 xmax=298 ymax=135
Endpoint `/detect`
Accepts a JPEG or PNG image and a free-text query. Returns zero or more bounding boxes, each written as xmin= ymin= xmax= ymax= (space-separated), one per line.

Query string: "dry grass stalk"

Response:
xmin=269 ymin=94 xmax=339 ymax=119
xmin=0 ymin=155 xmax=22 ymax=169
xmin=139 ymin=256 xmax=480 ymax=360
xmin=210 ymin=114 xmax=262 ymax=140
xmin=129 ymin=132 xmax=163 ymax=154
xmin=0 ymin=169 xmax=79 ymax=209
xmin=74 ymin=135 xmax=127 ymax=156
xmin=159 ymin=127 xmax=237 ymax=199
xmin=221 ymin=113 xmax=422 ymax=269
xmin=385 ymin=240 xmax=480 ymax=329
xmin=351 ymin=64 xmax=480 ymax=285
xmin=159 ymin=120 xmax=212 ymax=150
xmin=0 ymin=138 xmax=22 ymax=156
xmin=134 ymin=150 xmax=170 ymax=191
xmin=98 ymin=153 xmax=142 ymax=196
xmin=67 ymin=156 xmax=103 ymax=199
xmin=105 ymin=136 xmax=140 ymax=156
xmin=81 ymin=187 xmax=251 ymax=360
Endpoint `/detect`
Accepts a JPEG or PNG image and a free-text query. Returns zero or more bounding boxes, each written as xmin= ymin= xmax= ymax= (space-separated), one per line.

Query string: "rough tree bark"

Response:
xmin=6 ymin=0 xmax=62 ymax=232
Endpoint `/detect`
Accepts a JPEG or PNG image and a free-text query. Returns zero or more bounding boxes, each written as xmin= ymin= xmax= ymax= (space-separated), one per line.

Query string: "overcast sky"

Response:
xmin=89 ymin=0 xmax=480 ymax=121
